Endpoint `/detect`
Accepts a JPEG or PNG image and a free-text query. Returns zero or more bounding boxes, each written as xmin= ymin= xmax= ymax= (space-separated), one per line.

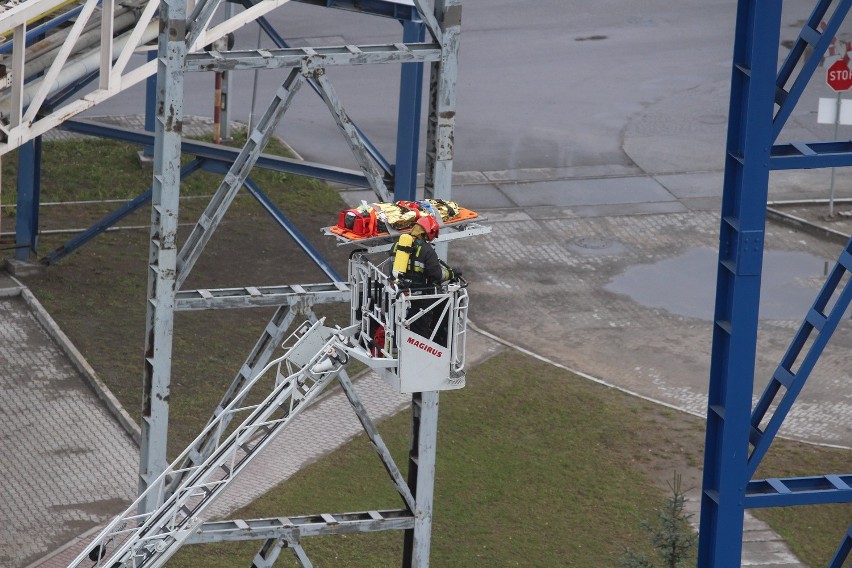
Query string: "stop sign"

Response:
xmin=827 ymin=59 xmax=852 ymax=91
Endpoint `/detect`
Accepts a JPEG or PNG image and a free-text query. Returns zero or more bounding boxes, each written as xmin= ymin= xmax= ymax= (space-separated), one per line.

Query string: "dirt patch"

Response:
xmin=626 ymin=405 xmax=706 ymax=497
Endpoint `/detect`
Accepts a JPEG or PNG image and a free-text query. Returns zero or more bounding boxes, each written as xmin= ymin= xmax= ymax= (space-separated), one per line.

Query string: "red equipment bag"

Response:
xmin=337 ymin=206 xmax=378 ymax=237
xmin=371 ymin=324 xmax=386 ymax=357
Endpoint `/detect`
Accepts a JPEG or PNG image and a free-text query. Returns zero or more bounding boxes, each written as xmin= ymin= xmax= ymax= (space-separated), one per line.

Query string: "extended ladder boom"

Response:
xmin=70 ymin=319 xmax=358 ymax=568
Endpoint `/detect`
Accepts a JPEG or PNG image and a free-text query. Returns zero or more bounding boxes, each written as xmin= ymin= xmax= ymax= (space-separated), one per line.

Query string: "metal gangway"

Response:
xmin=69 ymin=250 xmax=474 ymax=568
xmin=0 ymin=0 xmax=295 ymax=155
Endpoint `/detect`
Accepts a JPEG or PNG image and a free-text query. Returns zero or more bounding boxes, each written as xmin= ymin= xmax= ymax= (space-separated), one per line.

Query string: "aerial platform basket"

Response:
xmin=343 ymin=251 xmax=470 ymax=393
xmin=321 ymin=199 xmax=490 ymax=391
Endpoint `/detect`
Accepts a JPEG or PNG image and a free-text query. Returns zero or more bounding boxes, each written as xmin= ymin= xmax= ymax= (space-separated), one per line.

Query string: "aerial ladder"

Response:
xmin=68 ymin=225 xmax=486 ymax=568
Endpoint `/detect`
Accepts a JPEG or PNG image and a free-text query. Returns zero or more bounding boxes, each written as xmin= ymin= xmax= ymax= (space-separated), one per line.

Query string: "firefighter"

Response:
xmin=391 ymin=215 xmax=461 ymax=344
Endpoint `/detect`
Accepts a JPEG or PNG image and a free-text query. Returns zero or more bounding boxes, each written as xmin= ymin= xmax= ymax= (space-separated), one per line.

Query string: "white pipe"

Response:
xmin=0 ymin=20 xmax=158 ymax=116
xmin=15 ymin=8 xmax=140 ymax=82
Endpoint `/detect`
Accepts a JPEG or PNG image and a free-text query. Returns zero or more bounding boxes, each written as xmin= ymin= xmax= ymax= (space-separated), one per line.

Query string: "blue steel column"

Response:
xmin=697 ymin=1 xmax=782 ymax=566
xmin=138 ymin=0 xmax=186 ymax=512
xmin=393 ymin=20 xmax=425 ymax=201
xmin=14 ymin=138 xmax=41 ymax=261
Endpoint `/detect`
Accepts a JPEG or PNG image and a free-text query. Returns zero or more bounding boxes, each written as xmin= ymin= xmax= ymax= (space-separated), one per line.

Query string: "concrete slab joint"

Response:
xmin=21 ymin=287 xmax=142 ymax=443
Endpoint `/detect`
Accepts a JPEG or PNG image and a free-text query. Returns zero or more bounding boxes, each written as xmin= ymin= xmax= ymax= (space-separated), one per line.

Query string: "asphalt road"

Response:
xmin=85 ymin=0 xmax=852 ymax=178
xmin=81 ymin=0 xmax=760 ymax=174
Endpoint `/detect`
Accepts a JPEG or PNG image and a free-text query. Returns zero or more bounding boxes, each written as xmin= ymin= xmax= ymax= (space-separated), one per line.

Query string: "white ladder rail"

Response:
xmin=69 ymin=319 xmax=350 ymax=568
xmin=450 ymin=286 xmax=469 ymax=376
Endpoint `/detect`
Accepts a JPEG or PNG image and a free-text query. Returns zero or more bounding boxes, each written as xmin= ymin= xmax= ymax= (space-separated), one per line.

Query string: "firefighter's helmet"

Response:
xmin=416 ymin=216 xmax=440 ymax=241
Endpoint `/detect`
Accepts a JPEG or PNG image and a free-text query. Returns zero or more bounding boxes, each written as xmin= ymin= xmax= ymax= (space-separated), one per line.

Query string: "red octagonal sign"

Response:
xmin=827 ymin=58 xmax=852 ymax=92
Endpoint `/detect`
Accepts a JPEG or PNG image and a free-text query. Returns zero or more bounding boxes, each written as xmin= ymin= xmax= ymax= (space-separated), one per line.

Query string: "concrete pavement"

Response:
xmin=0 ymin=280 xmax=137 ymax=568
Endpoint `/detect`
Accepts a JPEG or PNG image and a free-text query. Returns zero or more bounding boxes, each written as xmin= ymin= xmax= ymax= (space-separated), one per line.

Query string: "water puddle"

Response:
xmin=605 ymin=247 xmax=831 ymax=321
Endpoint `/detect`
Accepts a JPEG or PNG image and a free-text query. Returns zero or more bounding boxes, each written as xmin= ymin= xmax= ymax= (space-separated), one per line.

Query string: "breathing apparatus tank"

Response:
xmin=392 ymin=233 xmax=415 ymax=278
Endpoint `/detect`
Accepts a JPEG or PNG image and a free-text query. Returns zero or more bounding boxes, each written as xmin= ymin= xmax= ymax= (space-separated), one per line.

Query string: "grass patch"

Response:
xmin=0 ymin=127 xmax=339 ymax=212
xmin=170 ymin=351 xmax=676 ymax=567
xmin=22 ymin=208 xmax=353 ymax=455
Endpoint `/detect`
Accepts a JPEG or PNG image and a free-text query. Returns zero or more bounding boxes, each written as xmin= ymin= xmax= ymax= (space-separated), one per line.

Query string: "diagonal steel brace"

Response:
xmin=308 ymin=67 xmax=392 ymax=202
xmin=175 ymin=66 xmax=304 ymax=289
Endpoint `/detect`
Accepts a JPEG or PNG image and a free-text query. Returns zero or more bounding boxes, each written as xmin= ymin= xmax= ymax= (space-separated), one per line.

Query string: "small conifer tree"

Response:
xmin=621 ymin=472 xmax=698 ymax=568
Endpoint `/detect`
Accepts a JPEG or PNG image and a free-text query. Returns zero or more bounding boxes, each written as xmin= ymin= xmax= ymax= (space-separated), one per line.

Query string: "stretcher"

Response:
xmin=322 ymin=202 xmax=489 ymax=252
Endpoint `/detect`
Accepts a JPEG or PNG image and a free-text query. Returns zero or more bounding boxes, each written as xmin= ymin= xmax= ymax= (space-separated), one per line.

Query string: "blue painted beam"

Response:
xmin=0 ymin=3 xmax=89 ymax=55
xmin=830 ymin=527 xmax=852 ymax=568
xmin=60 ymin=119 xmax=369 ymax=187
xmin=240 ymin=0 xmax=394 ymax=179
xmin=698 ymin=0 xmax=782 ymax=565
xmin=747 ymin=237 xmax=852 ymax=479
xmin=199 ymin=161 xmax=341 ymax=281
xmin=44 ymin=70 xmax=100 ymax=110
xmin=241 ymin=176 xmax=343 ymax=282
xmin=15 ymin=139 xmax=42 ymax=261
xmin=771 ymin=0 xmax=852 ymax=140
xmin=253 ymin=14 xmax=289 ymax=48
xmin=144 ymin=50 xmax=157 ymax=157
xmin=393 ymin=20 xmax=425 ymax=200
xmin=42 ymin=160 xmax=206 ymax=265
xmin=291 ymin=0 xmax=417 ymax=21
xmin=745 ymin=475 xmax=852 ymax=508
xmin=770 ymin=140 xmax=852 ymax=169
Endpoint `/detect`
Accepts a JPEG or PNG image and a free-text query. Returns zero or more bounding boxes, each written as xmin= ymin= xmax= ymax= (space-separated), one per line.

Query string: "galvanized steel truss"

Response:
xmin=174 ymin=66 xmax=306 ymax=290
xmin=138 ymin=0 xmax=187 ymax=515
xmin=0 ymin=0 xmax=297 ymax=154
xmin=187 ymin=509 xmax=417 ymax=565
xmin=0 ymin=0 xmax=458 ymax=564
xmin=137 ymin=0 xmax=463 ymax=566
xmin=699 ymin=0 xmax=852 ymax=566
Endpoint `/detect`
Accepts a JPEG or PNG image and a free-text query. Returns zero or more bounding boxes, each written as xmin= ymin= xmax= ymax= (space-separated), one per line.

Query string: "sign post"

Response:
xmin=826 ymin=58 xmax=852 ymax=216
